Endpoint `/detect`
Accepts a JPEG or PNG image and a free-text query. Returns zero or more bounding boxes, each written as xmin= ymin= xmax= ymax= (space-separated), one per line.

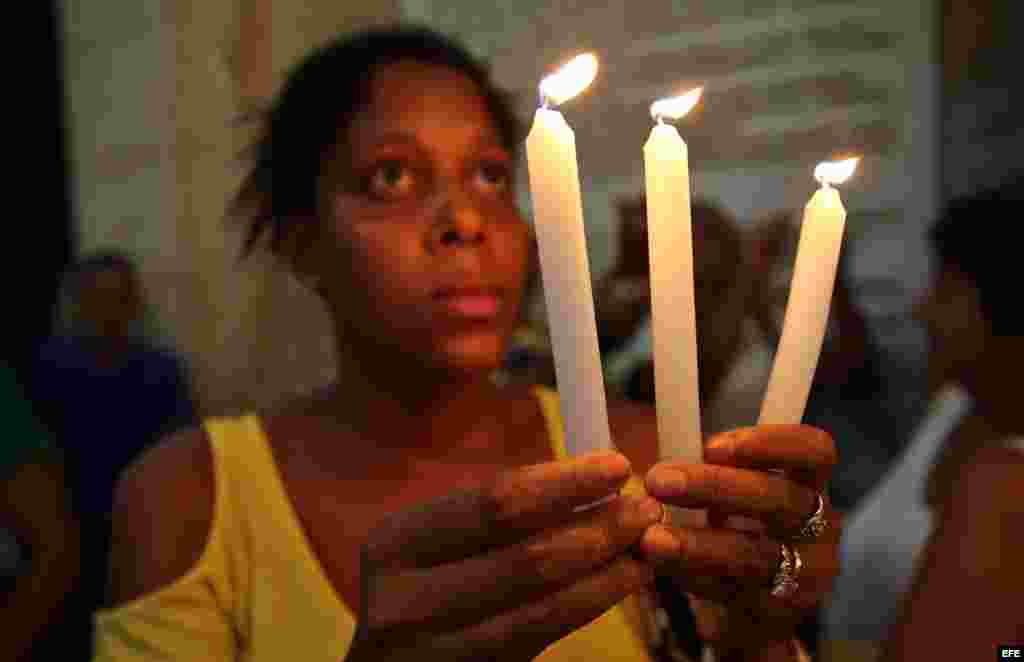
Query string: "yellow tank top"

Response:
xmin=93 ymin=386 xmax=654 ymax=661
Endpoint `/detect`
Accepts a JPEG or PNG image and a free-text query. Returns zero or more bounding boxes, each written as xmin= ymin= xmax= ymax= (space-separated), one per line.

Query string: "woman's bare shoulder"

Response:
xmin=106 ymin=426 xmax=216 ymax=607
xmin=951 ymin=442 xmax=1024 ymax=515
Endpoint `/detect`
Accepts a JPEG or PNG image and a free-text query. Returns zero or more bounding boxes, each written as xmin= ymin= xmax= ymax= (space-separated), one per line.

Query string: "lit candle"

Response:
xmin=759 ymin=157 xmax=859 ymax=425
xmin=525 ymin=54 xmax=611 ymax=456
xmin=644 ymin=88 xmax=703 ymax=463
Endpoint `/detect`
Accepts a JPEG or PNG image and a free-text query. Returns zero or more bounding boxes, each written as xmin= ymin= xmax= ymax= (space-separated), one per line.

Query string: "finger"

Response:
xmin=367 ymin=495 xmax=664 ymax=635
xmin=647 ymin=463 xmax=819 ymax=537
xmin=365 ymin=451 xmax=632 ymax=568
xmin=682 ymin=566 xmax=824 ymax=613
xmin=658 ymin=532 xmax=839 ymax=612
xmin=640 ymin=524 xmax=781 ymax=589
xmin=427 ymin=556 xmax=656 ymax=662
xmin=702 ymin=425 xmax=837 ymax=489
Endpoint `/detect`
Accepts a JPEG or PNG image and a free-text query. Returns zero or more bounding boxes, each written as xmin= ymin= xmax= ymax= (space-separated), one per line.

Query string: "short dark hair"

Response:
xmin=229 ymin=25 xmax=525 ymax=258
xmin=929 ymin=176 xmax=1022 ymax=334
xmin=692 ymin=199 xmax=743 ymax=274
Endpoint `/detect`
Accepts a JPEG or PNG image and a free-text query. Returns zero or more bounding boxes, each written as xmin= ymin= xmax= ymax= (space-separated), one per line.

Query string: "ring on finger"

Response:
xmin=792 ymin=492 xmax=827 ymax=542
xmin=771 ymin=543 xmax=802 ymax=598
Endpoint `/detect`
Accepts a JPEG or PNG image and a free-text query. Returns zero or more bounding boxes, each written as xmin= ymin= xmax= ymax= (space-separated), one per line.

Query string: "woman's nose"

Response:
xmin=430 ymin=190 xmax=486 ymax=249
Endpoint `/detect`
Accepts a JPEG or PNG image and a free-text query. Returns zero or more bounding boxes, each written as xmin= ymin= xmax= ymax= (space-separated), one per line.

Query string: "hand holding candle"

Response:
xmin=643 ymin=87 xmax=703 ymax=464
xmin=759 ymin=157 xmax=859 ymax=425
xmin=526 ymin=54 xmax=611 ymax=457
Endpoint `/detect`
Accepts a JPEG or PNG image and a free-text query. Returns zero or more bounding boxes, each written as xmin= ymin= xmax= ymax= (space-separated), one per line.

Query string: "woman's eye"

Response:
xmin=475 ymin=161 xmax=511 ymax=193
xmin=367 ymin=161 xmax=415 ymax=199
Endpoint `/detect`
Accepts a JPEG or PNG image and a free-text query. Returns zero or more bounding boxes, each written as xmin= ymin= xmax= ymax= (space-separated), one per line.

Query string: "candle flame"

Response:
xmin=814 ymin=157 xmax=859 ymax=186
xmin=650 ymin=87 xmax=703 ymax=122
xmin=539 ymin=53 xmax=598 ymax=107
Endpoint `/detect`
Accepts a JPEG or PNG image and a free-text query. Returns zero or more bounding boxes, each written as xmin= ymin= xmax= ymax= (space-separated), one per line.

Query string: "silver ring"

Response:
xmin=771 ymin=543 xmax=802 ymax=598
xmin=794 ymin=493 xmax=827 ymax=542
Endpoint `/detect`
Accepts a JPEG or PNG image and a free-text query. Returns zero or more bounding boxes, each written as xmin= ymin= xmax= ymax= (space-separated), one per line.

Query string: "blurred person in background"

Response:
xmin=822 ymin=181 xmax=1024 ymax=661
xmin=31 ymin=252 xmax=197 ymax=520
xmin=603 ymin=199 xmax=774 ymax=438
xmin=93 ymin=27 xmax=839 ymax=662
xmin=594 ymin=196 xmax=655 ymax=360
xmin=1 ymin=361 xmax=81 ymax=661
xmin=28 ymin=252 xmax=196 ymax=659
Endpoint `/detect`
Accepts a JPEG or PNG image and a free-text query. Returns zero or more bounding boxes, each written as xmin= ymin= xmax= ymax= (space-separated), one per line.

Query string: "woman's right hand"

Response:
xmin=344 ymin=451 xmax=663 ymax=662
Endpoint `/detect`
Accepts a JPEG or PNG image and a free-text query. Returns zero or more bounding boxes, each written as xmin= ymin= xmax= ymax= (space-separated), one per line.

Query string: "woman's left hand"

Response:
xmin=640 ymin=425 xmax=841 ymax=655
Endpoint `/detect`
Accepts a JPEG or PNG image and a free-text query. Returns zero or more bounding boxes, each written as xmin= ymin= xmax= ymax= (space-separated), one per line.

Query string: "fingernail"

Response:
xmin=584 ymin=451 xmax=630 ymax=479
xmin=647 ymin=466 xmax=685 ymax=497
xmin=640 ymin=525 xmax=680 ymax=560
xmin=636 ymin=497 xmax=666 ymax=524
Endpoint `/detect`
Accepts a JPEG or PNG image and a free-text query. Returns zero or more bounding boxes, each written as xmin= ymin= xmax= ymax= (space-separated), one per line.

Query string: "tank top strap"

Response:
xmin=204 ymin=413 xmax=319 ymax=579
xmin=530 ymin=385 xmax=569 ymax=460
xmin=201 ymin=415 xmax=266 ymax=633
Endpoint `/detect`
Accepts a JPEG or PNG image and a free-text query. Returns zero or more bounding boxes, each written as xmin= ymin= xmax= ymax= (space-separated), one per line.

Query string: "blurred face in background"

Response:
xmin=306 ymin=61 xmax=529 ymax=376
xmin=915 ymin=262 xmax=988 ymax=394
xmin=692 ymin=208 xmax=751 ymax=372
xmin=616 ymin=200 xmax=650 ymax=273
xmin=750 ymin=215 xmax=800 ymax=336
xmin=76 ymin=266 xmax=143 ymax=342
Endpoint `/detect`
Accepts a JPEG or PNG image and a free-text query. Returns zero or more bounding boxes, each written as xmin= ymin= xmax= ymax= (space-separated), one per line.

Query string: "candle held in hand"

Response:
xmin=526 ymin=54 xmax=611 ymax=457
xmin=644 ymin=88 xmax=703 ymax=464
xmin=759 ymin=157 xmax=859 ymax=425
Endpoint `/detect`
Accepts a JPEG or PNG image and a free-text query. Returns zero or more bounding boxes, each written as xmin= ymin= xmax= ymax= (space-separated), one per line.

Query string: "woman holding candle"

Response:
xmin=94 ymin=26 xmax=838 ymax=662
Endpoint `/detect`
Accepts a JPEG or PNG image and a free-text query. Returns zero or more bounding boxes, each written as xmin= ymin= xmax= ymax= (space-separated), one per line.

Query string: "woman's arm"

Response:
xmin=0 ymin=451 xmax=81 ymax=660
xmin=882 ymin=444 xmax=1024 ymax=660
xmin=96 ymin=428 xmax=236 ymax=661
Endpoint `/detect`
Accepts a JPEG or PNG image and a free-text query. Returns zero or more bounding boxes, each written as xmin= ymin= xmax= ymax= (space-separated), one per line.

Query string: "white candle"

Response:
xmin=644 ymin=88 xmax=703 ymax=463
xmin=759 ymin=157 xmax=859 ymax=425
xmin=525 ymin=54 xmax=611 ymax=456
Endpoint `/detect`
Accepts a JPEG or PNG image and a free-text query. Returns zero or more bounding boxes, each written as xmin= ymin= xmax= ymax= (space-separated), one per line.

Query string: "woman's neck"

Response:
xmin=967 ymin=387 xmax=1024 ymax=438
xmin=963 ymin=343 xmax=1024 ymax=438
xmin=318 ymin=344 xmax=509 ymax=460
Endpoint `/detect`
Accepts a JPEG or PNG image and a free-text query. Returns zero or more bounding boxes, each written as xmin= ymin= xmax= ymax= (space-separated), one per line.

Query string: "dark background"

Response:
xmin=15 ymin=2 xmax=74 ymax=383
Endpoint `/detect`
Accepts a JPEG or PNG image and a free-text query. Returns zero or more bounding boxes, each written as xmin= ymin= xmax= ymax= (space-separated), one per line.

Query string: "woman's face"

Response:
xmin=310 ymin=61 xmax=529 ymax=375
xmin=77 ymin=267 xmax=143 ymax=340
xmin=915 ymin=263 xmax=987 ymax=392
xmin=693 ymin=223 xmax=748 ymax=357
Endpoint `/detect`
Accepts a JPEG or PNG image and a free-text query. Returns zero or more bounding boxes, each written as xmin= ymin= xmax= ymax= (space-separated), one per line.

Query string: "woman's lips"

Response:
xmin=434 ymin=288 xmax=504 ymax=319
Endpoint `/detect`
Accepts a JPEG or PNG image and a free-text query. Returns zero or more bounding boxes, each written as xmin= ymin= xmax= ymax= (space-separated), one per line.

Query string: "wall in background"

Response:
xmin=61 ymin=0 xmax=400 ymax=414
xmin=403 ymin=0 xmax=940 ymax=317
xmin=60 ymin=1 xmax=956 ymax=408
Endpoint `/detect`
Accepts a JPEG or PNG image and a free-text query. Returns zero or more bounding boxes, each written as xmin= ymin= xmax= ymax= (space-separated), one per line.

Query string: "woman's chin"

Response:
xmin=436 ymin=333 xmax=507 ymax=375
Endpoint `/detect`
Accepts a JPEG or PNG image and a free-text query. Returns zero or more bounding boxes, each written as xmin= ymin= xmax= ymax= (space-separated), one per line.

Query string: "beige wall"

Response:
xmin=402 ymin=0 xmax=939 ymax=303
xmin=176 ymin=0 xmax=403 ymax=415
xmin=64 ymin=0 xmax=400 ymax=415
